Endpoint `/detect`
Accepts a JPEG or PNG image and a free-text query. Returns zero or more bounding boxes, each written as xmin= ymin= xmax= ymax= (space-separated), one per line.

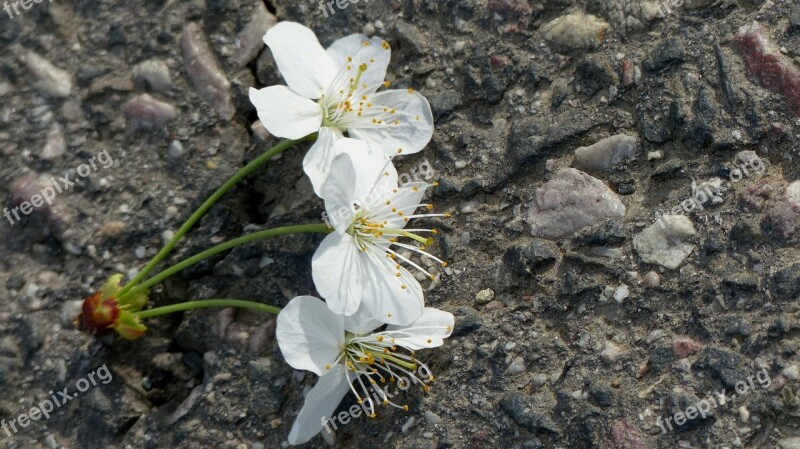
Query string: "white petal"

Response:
xmin=328 ymin=139 xmax=397 ymax=204
xmin=303 ymin=126 xmax=344 ymax=196
xmin=358 ymin=247 xmax=424 ymax=326
xmin=287 ymin=364 xmax=352 ymax=445
xmin=276 ymin=296 xmax=345 ymax=376
xmin=312 ymin=233 xmax=364 ymax=316
xmin=326 ymin=36 xmax=391 ymax=96
xmin=386 ymin=307 xmax=455 ymax=350
xmin=321 ymin=152 xmax=357 ymax=234
xmin=348 ymin=89 xmax=434 ymax=157
xmin=249 ymin=86 xmax=322 ymax=139
xmin=344 ymin=303 xmax=385 ymax=335
xmin=264 ymin=22 xmax=337 ymax=99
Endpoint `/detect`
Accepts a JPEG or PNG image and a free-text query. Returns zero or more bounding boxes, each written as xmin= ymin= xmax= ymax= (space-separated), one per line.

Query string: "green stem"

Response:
xmin=136 ymin=299 xmax=281 ymax=320
xmin=119 ymin=223 xmax=330 ymax=302
xmin=117 ymin=134 xmax=315 ymax=298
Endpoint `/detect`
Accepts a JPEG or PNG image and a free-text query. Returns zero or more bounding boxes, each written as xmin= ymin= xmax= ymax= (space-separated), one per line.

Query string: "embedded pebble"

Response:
xmin=41 ymin=122 xmax=66 ymax=160
xmin=183 ymin=22 xmax=236 ymax=121
xmin=21 ymin=51 xmax=73 ymax=98
xmin=734 ymin=22 xmax=800 ymax=116
xmin=424 ymin=411 xmax=440 ymax=426
xmin=633 ymin=215 xmax=696 ymax=269
xmin=601 ymin=342 xmax=624 ymax=363
xmin=133 ymin=59 xmax=173 ymax=92
xmin=780 ymin=438 xmax=800 ymax=449
xmin=573 ymin=134 xmax=638 ymax=171
xmin=612 ymin=284 xmax=629 ymax=303
xmin=401 ymin=417 xmax=415 ymax=433
xmin=169 ymin=140 xmax=184 ymax=158
xmin=782 ymin=365 xmax=799 ymax=380
xmin=739 ymin=406 xmax=750 ymax=423
xmin=235 ymin=1 xmax=277 ymax=68
xmin=506 ymin=357 xmax=526 ymax=375
xmin=541 ymin=13 xmax=609 ymax=51
xmin=475 ymin=288 xmax=495 ymax=304
xmin=8 ymin=173 xmax=72 ymax=237
xmin=527 ymin=168 xmax=626 ymax=239
xmin=643 ymin=271 xmax=661 ymax=287
xmin=251 ymin=120 xmax=271 ymax=142
xmin=122 ymin=94 xmax=177 ymax=130
xmin=787 ymin=181 xmax=800 ymax=205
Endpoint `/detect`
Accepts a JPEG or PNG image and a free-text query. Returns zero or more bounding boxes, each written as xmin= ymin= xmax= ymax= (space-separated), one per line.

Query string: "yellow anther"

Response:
xmin=412 ymin=186 xmax=419 ymax=191
xmin=416 ymin=115 xmax=421 ymax=120
xmin=377 ymin=336 xmax=384 ymax=342
xmin=347 ymin=56 xmax=353 ymax=62
xmin=363 ymin=41 xmax=370 ymax=46
xmin=369 ymin=413 xmax=376 ymax=418
xmin=432 ymin=228 xmax=438 ymax=234
xmin=427 ymin=338 xmax=432 ymax=343
xmin=401 ymin=285 xmax=407 ymax=289
xmin=429 ymin=275 xmax=435 ymax=280
xmin=442 ymin=261 xmax=448 ymax=267
xmin=382 ymin=41 xmax=390 ymax=50
xmin=396 ymin=272 xmax=402 ymax=277
xmin=386 ymin=200 xmax=391 ymax=205
xmin=397 ymin=148 xmax=403 ymax=154
xmin=346 ymin=65 xmax=351 ymax=70
xmin=325 ymin=364 xmax=331 ymax=369
xmin=384 ymin=81 xmax=390 ymax=87
xmin=408 ymin=88 xmax=415 ymax=93
xmin=433 ymin=181 xmax=440 ymax=186
xmin=423 ymin=385 xmax=430 ymax=393
xmin=359 ymin=63 xmax=367 ymax=71
xmin=403 ymin=405 xmax=409 ymax=411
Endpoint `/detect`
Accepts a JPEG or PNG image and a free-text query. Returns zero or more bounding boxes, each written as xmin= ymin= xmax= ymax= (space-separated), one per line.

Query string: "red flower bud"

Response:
xmin=74 ymin=292 xmax=120 ymax=337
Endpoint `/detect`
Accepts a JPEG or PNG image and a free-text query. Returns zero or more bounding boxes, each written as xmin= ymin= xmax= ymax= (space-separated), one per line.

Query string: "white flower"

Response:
xmin=313 ymin=147 xmax=448 ymax=325
xmin=277 ymin=295 xmax=455 ymax=445
xmin=248 ymin=21 xmax=434 ymax=195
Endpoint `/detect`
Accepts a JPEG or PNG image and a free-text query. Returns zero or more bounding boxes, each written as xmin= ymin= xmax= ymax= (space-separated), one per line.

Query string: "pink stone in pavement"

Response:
xmin=122 ymin=94 xmax=177 ymax=131
xmin=527 ymin=168 xmax=626 ymax=239
xmin=763 ymin=193 xmax=800 ymax=239
xmin=672 ymin=337 xmax=699 ymax=359
xmin=604 ymin=419 xmax=653 ymax=449
xmin=183 ymin=22 xmax=236 ymax=121
xmin=8 ymin=173 xmax=72 ymax=237
xmin=733 ymin=22 xmax=800 ymax=116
